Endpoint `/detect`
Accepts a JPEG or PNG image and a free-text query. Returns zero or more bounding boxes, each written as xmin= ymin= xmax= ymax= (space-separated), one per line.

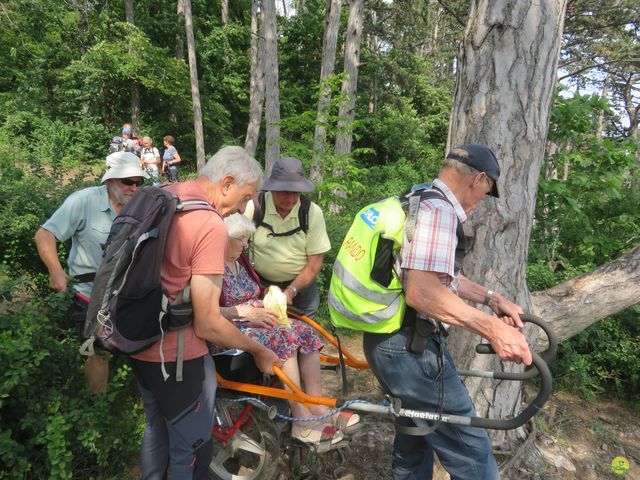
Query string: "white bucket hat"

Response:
xmin=101 ymin=152 xmax=149 ymax=183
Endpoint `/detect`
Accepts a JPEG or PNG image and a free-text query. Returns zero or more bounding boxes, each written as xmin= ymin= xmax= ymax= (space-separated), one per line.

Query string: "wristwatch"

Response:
xmin=286 ymin=285 xmax=298 ymax=297
xmin=483 ymin=289 xmax=495 ymax=306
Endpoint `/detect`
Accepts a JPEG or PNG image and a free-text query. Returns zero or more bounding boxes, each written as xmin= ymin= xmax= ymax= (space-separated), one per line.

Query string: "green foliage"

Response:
xmin=529 ymin=94 xmax=639 ymax=288
xmin=550 ymin=307 xmax=640 ymax=404
xmin=529 ymin=92 xmax=640 ymax=403
xmin=0 ymin=289 xmax=142 ymax=479
xmin=0 ymin=157 xmax=96 ymax=285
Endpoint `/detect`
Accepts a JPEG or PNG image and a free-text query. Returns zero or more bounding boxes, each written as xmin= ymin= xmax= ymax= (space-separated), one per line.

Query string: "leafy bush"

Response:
xmin=550 ymin=307 xmax=640 ymax=404
xmin=529 ymin=92 xmax=640 ymax=403
xmin=0 ymin=289 xmax=143 ymax=479
xmin=0 ymin=158 xmax=95 ymax=287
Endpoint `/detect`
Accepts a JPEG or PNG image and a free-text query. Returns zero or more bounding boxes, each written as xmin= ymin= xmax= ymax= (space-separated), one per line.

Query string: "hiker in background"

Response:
xmin=34 ymin=152 xmax=148 ymax=395
xmin=109 ymin=123 xmax=141 ymax=155
xmin=128 ymin=146 xmax=280 ymax=479
xmin=361 ymin=145 xmax=532 ymax=480
xmin=162 ymin=135 xmax=182 ymax=182
xmin=140 ymin=136 xmax=161 ymax=185
xmin=245 ymin=157 xmax=330 ymax=319
xmin=215 ymin=213 xmax=359 ymax=447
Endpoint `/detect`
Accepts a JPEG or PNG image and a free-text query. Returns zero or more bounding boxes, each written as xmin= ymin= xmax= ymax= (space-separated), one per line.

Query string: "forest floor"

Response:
xmin=270 ymin=334 xmax=640 ymax=480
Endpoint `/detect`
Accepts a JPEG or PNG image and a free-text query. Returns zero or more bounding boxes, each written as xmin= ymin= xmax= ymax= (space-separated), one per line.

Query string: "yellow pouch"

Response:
xmin=263 ymin=286 xmax=291 ymax=328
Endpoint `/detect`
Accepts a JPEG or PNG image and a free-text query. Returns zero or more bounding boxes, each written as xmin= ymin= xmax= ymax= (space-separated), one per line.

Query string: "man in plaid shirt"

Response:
xmin=363 ymin=144 xmax=532 ymax=480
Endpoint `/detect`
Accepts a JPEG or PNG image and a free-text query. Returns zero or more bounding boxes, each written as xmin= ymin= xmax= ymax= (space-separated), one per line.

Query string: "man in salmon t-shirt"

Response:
xmin=129 ymin=146 xmax=280 ymax=480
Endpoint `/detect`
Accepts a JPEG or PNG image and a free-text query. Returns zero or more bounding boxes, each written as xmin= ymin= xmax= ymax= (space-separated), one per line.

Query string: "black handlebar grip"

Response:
xmin=469 ymin=351 xmax=552 ymax=430
xmin=476 ymin=313 xmax=558 ymax=363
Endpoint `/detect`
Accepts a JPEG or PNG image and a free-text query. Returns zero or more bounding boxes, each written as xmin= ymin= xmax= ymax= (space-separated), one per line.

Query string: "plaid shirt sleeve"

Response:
xmin=400 ymin=198 xmax=458 ymax=287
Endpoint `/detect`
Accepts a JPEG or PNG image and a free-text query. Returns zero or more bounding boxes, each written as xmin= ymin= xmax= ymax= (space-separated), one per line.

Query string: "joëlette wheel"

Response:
xmin=209 ymin=397 xmax=280 ymax=480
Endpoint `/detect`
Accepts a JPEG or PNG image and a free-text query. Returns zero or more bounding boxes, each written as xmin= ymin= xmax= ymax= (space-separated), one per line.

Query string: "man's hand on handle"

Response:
xmin=253 ymin=347 xmax=281 ymax=375
xmin=488 ymin=292 xmax=525 ymax=328
xmin=488 ymin=321 xmax=532 ymax=366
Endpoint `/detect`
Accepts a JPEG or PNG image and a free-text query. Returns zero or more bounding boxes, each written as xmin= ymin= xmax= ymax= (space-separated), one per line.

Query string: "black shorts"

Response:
xmin=70 ymin=295 xmax=89 ymax=339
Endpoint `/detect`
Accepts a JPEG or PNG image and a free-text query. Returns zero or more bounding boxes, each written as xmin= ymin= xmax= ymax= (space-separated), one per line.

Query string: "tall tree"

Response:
xmin=176 ymin=0 xmax=185 ymax=60
xmin=311 ymin=0 xmax=342 ymax=183
xmin=245 ymin=0 xmax=266 ymax=157
xmin=183 ymin=0 xmax=206 ymax=169
xmin=221 ymin=0 xmax=229 ymax=25
xmin=263 ymin=0 xmax=281 ymax=175
xmin=445 ymin=0 xmax=569 ymax=453
xmin=334 ymin=0 xmax=364 ymax=156
xmin=124 ymin=0 xmax=140 ymax=136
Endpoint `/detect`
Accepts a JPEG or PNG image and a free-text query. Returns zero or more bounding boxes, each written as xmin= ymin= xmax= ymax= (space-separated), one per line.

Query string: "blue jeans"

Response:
xmin=363 ymin=330 xmax=499 ymax=480
xmin=292 ymin=279 xmax=320 ymax=320
xmin=131 ymin=355 xmax=217 ymax=480
xmin=167 ymin=165 xmax=179 ymax=182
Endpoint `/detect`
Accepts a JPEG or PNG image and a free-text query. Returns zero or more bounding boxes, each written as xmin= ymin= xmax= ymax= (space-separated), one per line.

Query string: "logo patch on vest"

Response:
xmin=360 ymin=207 xmax=379 ymax=229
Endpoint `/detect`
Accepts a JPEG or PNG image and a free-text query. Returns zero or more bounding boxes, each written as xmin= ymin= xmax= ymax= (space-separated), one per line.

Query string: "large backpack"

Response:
xmin=109 ymin=136 xmax=126 ymax=153
xmin=252 ymin=191 xmax=311 ymax=237
xmin=81 ymin=186 xmax=217 ymax=379
xmin=328 ymin=186 xmax=465 ymax=334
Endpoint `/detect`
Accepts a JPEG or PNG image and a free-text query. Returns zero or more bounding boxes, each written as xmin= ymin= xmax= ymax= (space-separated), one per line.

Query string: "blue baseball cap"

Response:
xmin=447 ymin=144 xmax=500 ymax=197
xmin=121 ymin=127 xmax=132 ymax=135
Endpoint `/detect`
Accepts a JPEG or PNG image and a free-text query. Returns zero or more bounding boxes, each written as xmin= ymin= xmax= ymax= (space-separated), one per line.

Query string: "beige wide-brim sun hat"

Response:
xmin=101 ymin=151 xmax=150 ymax=183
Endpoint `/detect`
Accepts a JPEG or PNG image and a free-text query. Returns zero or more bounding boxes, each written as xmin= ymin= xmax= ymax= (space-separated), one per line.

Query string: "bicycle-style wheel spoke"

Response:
xmin=235 ymin=433 xmax=265 ymax=456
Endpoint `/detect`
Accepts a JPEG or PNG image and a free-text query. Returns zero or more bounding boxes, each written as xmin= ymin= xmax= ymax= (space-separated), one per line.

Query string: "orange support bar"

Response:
xmin=214 ymin=310 xmax=368 ymax=408
xmin=288 ymin=311 xmax=369 ymax=370
xmin=216 ymin=365 xmax=338 ymax=408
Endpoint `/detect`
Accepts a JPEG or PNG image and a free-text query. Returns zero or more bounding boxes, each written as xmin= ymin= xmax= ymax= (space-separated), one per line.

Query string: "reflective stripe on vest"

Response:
xmin=327 ymin=289 xmax=403 ymax=325
xmin=333 ymin=260 xmax=400 ymax=305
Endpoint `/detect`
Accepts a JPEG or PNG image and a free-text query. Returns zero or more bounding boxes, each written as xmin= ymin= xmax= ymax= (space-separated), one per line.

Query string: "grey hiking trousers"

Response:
xmin=131 ymin=355 xmax=217 ymax=480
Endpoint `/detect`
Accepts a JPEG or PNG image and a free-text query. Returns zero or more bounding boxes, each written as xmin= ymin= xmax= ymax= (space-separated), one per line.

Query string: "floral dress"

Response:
xmin=218 ymin=261 xmax=324 ymax=362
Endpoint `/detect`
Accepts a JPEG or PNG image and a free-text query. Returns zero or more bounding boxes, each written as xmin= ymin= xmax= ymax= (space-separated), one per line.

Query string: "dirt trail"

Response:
xmin=277 ymin=334 xmax=640 ymax=480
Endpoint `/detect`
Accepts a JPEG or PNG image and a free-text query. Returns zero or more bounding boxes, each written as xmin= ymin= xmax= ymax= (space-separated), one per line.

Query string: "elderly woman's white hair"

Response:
xmin=224 ymin=213 xmax=257 ymax=239
xmin=199 ymin=146 xmax=263 ymax=189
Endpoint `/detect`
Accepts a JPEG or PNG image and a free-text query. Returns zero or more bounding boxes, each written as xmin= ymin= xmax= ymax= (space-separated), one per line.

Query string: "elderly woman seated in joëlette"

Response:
xmin=214 ymin=213 xmax=360 ymax=448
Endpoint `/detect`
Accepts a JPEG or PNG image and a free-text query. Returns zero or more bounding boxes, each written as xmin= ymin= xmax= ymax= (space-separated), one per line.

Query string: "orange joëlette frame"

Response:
xmin=215 ymin=311 xmax=369 ymax=408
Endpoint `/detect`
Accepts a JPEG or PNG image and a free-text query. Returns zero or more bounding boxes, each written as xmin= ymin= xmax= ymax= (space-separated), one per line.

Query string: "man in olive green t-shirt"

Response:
xmin=245 ymin=157 xmax=330 ymax=319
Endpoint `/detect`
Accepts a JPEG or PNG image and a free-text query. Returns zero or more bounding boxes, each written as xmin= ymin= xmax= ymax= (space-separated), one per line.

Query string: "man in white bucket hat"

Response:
xmin=35 ymin=151 xmax=149 ymax=394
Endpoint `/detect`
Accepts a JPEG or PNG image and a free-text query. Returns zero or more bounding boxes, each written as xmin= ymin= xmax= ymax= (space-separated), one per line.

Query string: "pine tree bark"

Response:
xmin=245 ymin=0 xmax=266 ymax=158
xmin=183 ymin=0 xmax=206 ymax=170
xmin=334 ymin=0 xmax=364 ymax=156
xmin=311 ymin=0 xmax=342 ymax=184
xmin=445 ymin=0 xmax=568 ymax=451
xmin=262 ymin=0 xmax=281 ymax=176
xmin=531 ymin=246 xmax=640 ymax=349
xmin=124 ymin=0 xmax=140 ymax=136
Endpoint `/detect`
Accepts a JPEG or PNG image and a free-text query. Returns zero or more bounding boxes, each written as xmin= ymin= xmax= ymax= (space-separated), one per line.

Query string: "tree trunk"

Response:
xmin=245 ymin=0 xmax=266 ymax=158
xmin=334 ymin=0 xmax=364 ymax=157
xmin=311 ymin=0 xmax=342 ymax=184
xmin=124 ymin=0 xmax=140 ymax=136
xmin=221 ymin=0 xmax=229 ymax=24
xmin=176 ymin=0 xmax=185 ymax=60
xmin=596 ymin=73 xmax=609 ymax=137
xmin=183 ymin=0 xmax=206 ymax=170
xmin=263 ymin=0 xmax=281 ymax=176
xmin=367 ymin=8 xmax=378 ymax=114
xmin=531 ymin=246 xmax=640 ymax=350
xmin=445 ymin=0 xmax=568 ymax=451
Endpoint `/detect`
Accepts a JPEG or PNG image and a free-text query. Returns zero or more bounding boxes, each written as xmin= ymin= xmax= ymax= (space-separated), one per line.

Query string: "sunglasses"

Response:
xmin=119 ymin=178 xmax=144 ymax=187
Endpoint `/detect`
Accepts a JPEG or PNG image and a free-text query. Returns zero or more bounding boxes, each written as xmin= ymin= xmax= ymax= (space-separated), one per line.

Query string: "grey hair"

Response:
xmin=224 ymin=213 xmax=256 ymax=239
xmin=199 ymin=146 xmax=263 ymax=188
xmin=442 ymin=155 xmax=481 ymax=177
